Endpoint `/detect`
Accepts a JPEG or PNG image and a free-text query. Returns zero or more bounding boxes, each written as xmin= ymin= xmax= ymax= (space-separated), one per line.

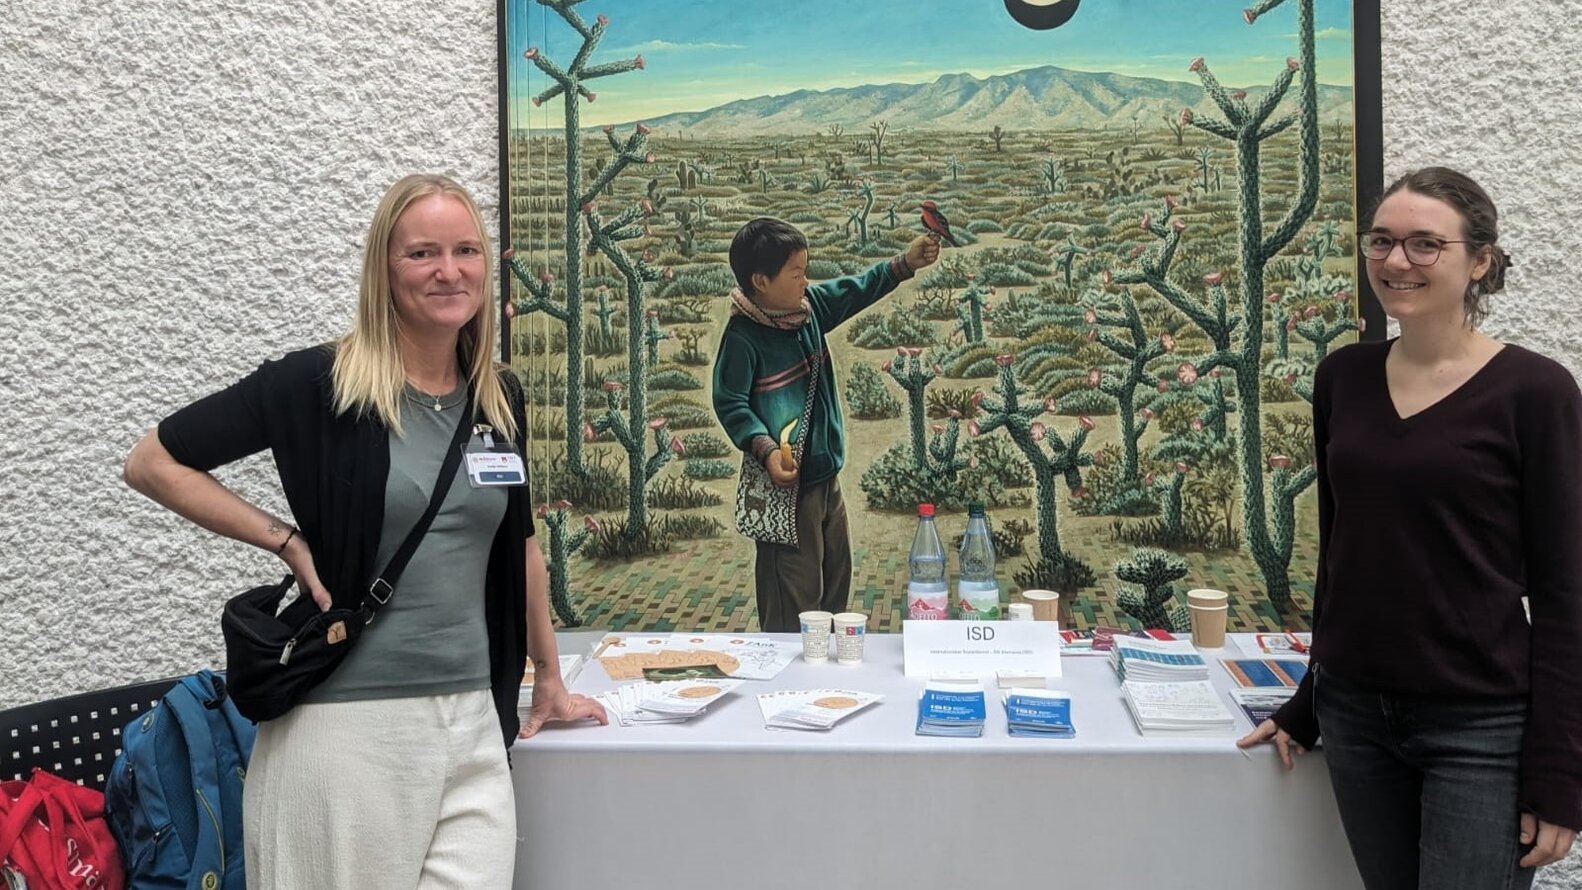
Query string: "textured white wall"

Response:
xmin=4 ymin=0 xmax=1580 ymax=700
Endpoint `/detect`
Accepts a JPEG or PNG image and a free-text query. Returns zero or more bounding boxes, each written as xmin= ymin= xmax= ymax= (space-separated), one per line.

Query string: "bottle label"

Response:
xmin=907 ymin=582 xmax=949 ymax=620
xmin=957 ymin=580 xmax=1001 ymax=620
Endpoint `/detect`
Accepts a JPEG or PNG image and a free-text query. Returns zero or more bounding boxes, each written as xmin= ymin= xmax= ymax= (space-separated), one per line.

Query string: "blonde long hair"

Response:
xmin=332 ymin=174 xmax=516 ymax=439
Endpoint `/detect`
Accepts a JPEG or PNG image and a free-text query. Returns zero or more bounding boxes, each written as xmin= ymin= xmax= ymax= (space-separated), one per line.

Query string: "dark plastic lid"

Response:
xmin=918 ymin=503 xmax=935 ymax=518
xmin=968 ymin=502 xmax=986 ymax=516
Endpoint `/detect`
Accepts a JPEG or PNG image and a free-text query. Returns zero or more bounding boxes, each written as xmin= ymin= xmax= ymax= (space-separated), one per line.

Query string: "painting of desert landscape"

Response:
xmin=500 ymin=0 xmax=1368 ymax=634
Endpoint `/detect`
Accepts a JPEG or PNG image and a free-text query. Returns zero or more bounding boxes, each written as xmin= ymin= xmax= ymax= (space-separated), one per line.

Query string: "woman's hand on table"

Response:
xmin=1236 ymin=718 xmax=1306 ymax=769
xmin=519 ymin=678 xmax=608 ymax=739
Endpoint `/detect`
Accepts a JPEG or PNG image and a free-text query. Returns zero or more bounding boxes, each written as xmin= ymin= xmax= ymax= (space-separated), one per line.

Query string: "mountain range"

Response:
xmin=609 ymin=65 xmax=1353 ymax=135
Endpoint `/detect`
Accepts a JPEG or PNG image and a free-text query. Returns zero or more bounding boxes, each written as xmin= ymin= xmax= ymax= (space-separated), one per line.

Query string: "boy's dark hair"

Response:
xmin=729 ymin=217 xmax=808 ymax=296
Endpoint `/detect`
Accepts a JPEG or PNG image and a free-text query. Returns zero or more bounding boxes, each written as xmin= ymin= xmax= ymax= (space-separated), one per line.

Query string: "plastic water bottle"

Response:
xmin=906 ymin=503 xmax=948 ymax=620
xmin=957 ymin=502 xmax=1001 ymax=620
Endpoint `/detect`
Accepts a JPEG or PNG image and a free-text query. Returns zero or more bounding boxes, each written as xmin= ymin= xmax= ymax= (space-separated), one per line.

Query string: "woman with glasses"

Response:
xmin=1238 ymin=167 xmax=1581 ymax=888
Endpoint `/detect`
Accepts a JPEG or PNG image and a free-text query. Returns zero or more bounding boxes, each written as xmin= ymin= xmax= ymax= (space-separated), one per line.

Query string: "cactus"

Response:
xmin=989 ymin=124 xmax=1006 ymax=152
xmin=671 ymin=207 xmax=699 ymax=257
xmin=1051 ymin=235 xmax=1085 ymax=290
xmin=1164 ymin=112 xmax=1186 ymax=146
xmin=673 ymin=327 xmax=706 ymax=364
xmin=1039 ymin=156 xmax=1065 ymax=195
xmin=592 ymin=286 xmax=617 ymax=340
xmin=945 ymin=156 xmax=961 ymax=181
xmin=846 ymin=180 xmax=875 ymax=247
xmin=1081 ymin=287 xmax=1170 ymax=485
xmin=1110 ymin=0 xmax=1322 ymax=605
xmin=974 ymin=355 xmax=1093 ymax=579
xmin=581 ymin=200 xmax=677 ymax=539
xmin=643 ymin=310 xmax=670 ymax=366
xmin=536 ymin=501 xmax=596 ymax=627
xmin=883 ymin=348 xmax=968 ymax=479
xmin=1195 ymin=146 xmax=1213 ymax=192
xmin=1114 ymin=547 xmax=1191 ymax=632
xmin=675 ymin=159 xmax=695 ymax=190
xmin=954 ymin=277 xmax=990 ymax=343
xmin=510 ymin=4 xmax=645 ymax=476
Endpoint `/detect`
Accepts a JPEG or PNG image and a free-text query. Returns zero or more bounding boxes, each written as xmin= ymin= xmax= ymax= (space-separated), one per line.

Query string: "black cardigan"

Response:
xmin=158 ymin=344 xmax=533 ymax=747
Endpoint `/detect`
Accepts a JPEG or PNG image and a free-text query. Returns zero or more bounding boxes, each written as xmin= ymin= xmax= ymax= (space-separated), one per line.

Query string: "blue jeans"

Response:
xmin=1314 ymin=666 xmax=1535 ymax=890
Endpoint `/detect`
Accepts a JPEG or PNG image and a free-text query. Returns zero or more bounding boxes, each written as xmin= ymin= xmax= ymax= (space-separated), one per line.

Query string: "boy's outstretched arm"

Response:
xmin=811 ymin=235 xmax=941 ymax=331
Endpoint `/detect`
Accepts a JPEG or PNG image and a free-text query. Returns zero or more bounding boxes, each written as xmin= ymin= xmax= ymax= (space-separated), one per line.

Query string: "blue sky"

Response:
xmin=505 ymin=0 xmax=1355 ymax=128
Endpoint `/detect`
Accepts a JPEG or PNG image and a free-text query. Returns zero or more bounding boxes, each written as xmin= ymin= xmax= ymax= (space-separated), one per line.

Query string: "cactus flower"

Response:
xmin=1172 ymin=220 xmax=1187 ymax=233
xmin=1079 ymin=415 xmax=1095 ymax=431
xmin=539 ymin=268 xmax=554 ymax=283
xmin=1140 ymin=407 xmax=1156 ymax=420
xmin=1231 ymin=89 xmax=1247 ymax=100
xmin=1266 ymin=291 xmax=1281 ymax=304
xmin=1044 ymin=397 xmax=1059 ymax=413
xmin=602 ymin=124 xmax=615 ymax=134
xmin=1177 ymin=362 xmax=1199 ymax=386
xmin=580 ymin=202 xmax=594 ymax=214
xmin=1160 ymin=333 xmax=1176 ymax=352
xmin=1030 ymin=421 xmax=1046 ymax=441
xmin=646 ymin=309 xmax=659 ymax=319
xmin=582 ymin=422 xmax=596 ymax=442
xmin=1305 ymin=305 xmax=1321 ymax=318
xmin=1165 ymin=195 xmax=1179 ymax=209
xmin=881 ymin=361 xmax=892 ymax=372
xmin=968 ymin=456 xmax=979 ymax=469
xmin=1072 ymin=486 xmax=1089 ymax=499
xmin=503 ymin=302 xmax=516 ymax=320
xmin=602 ymin=381 xmax=623 ymax=392
xmin=1287 ymin=57 xmax=1300 ymax=70
xmin=1144 ymin=471 xmax=1157 ymax=486
xmin=640 ymin=199 xmax=654 ymax=215
xmin=584 ymin=515 xmax=602 ymax=533
xmin=908 ymin=347 xmax=923 ymax=358
xmin=536 ymin=503 xmax=550 ymax=519
xmin=965 ymin=272 xmax=976 ymax=281
xmin=1286 ymin=315 xmax=1298 ymax=332
xmin=1203 ymin=271 xmax=1223 ymax=285
xmin=596 ymin=13 xmax=609 ymax=26
xmin=1179 ymin=108 xmax=1193 ymax=125
xmin=1087 ymin=368 xmax=1102 ymax=388
xmin=896 ymin=347 xmax=907 ymax=358
xmin=670 ymin=436 xmax=685 ymax=456
xmin=1189 ymin=57 xmax=1205 ymax=72
xmin=1335 ymin=290 xmax=1352 ymax=303
xmin=1268 ymin=454 xmax=1292 ymax=470
xmin=932 ymin=424 xmax=945 ymax=435
xmin=524 ymin=47 xmax=538 ymax=59
xmin=1140 ymin=213 xmax=1152 ymax=230
xmin=968 ymin=421 xmax=981 ymax=437
xmin=1100 ymin=269 xmax=1113 ymax=284
xmin=531 ymin=97 xmax=542 ymax=107
xmin=663 ymin=267 xmax=674 ymax=280
xmin=644 ymin=153 xmax=655 ymax=163
xmin=634 ymin=55 xmax=646 ymax=70
xmin=642 ymin=250 xmax=654 ymax=262
xmin=1175 ymin=461 xmax=1190 ymax=474
xmin=586 ymin=92 xmax=597 ymax=102
xmin=1157 ymin=379 xmax=1169 ymax=393
xmin=1086 ymin=327 xmax=1098 ymax=342
xmin=932 ymin=363 xmax=944 ymax=375
xmin=502 ymin=247 xmax=516 ymax=260
xmin=1284 ymin=372 xmax=1298 ymax=385
xmin=554 ymin=499 xmax=572 ymax=510
xmin=947 ymin=408 xmax=960 ymax=419
xmin=1191 ymin=418 xmax=1204 ymax=432
xmin=969 ymin=391 xmax=985 ymax=407
xmin=1244 ymin=8 xmax=1259 ymax=24
xmin=646 ymin=416 xmax=666 ymax=430
xmin=1084 ymin=308 xmax=1097 ymax=324
xmin=1092 ymin=451 xmax=1105 ymax=467
xmin=1210 ymin=367 xmax=1222 ymax=379
xmin=1130 ymin=244 xmax=1146 ymax=259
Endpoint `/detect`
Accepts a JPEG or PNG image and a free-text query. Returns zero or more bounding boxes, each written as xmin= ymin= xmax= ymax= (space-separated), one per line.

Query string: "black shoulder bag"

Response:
xmin=221 ymin=400 xmax=475 ymax=722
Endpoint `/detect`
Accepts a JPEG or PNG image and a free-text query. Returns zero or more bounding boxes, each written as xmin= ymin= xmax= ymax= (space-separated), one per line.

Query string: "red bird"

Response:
xmin=919 ymin=200 xmax=959 ymax=247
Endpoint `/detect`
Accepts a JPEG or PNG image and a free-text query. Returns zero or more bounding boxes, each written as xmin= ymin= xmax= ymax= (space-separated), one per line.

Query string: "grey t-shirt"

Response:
xmin=305 ymin=382 xmax=507 ymax=702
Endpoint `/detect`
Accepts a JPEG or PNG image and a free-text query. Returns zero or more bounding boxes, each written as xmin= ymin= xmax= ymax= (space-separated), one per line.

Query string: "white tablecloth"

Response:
xmin=511 ymin=632 xmax=1361 ymax=890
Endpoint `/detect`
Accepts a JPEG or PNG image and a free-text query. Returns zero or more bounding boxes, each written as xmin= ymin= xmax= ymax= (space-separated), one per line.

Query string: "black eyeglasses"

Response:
xmin=1357 ymin=232 xmax=1472 ymax=267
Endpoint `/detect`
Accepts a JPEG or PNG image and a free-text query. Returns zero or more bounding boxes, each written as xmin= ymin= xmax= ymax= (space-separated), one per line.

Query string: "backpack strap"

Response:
xmin=163 ymin=679 xmax=228 ymax=880
xmin=0 ymin=780 xmax=43 ymax=876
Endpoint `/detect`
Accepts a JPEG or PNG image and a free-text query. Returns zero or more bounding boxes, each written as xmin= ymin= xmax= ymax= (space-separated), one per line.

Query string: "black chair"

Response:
xmin=0 ymin=677 xmax=183 ymax=790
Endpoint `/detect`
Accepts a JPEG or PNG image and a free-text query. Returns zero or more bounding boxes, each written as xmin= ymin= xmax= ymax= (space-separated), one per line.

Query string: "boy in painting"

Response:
xmin=712 ymin=217 xmax=938 ymax=631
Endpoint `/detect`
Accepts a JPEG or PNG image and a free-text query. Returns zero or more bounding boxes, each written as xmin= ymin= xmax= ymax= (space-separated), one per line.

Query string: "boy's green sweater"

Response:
xmin=712 ymin=260 xmax=904 ymax=486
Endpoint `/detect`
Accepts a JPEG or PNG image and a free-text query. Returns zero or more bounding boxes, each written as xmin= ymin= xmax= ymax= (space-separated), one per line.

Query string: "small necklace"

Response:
xmin=404 ymin=381 xmax=462 ymax=412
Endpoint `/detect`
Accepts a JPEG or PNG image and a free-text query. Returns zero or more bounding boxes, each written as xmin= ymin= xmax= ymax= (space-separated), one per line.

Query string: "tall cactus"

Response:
xmin=883 ymin=348 xmax=967 ymax=479
xmin=593 ymin=285 xmax=616 ymax=340
xmin=536 ymin=501 xmax=597 ymax=626
xmin=1113 ymin=0 xmax=1321 ymax=605
xmin=1114 ymin=547 xmax=1191 ymax=632
xmin=847 ymin=180 xmax=875 ymax=247
xmin=511 ymin=2 xmax=644 ymax=476
xmin=643 ymin=309 xmax=670 ymax=365
xmin=1082 ymin=282 xmax=1171 ymax=485
xmin=583 ymin=201 xmax=679 ymax=538
xmin=974 ymin=354 xmax=1092 ymax=574
xmin=955 ymin=276 xmax=990 ymax=343
xmin=1051 ymin=235 xmax=1085 ymax=290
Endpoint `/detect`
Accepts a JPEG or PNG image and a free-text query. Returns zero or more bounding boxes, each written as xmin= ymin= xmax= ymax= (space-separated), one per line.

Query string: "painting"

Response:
xmin=497 ymin=0 xmax=1383 ymax=634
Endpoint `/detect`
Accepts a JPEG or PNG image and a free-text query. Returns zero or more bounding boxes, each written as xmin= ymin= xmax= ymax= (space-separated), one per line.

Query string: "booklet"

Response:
xmin=916 ymin=682 xmax=988 ymax=738
xmin=1002 ymin=689 xmax=1076 ymax=738
xmin=1110 ymin=637 xmax=1209 ymax=682
xmin=1121 ymin=679 xmax=1236 ymax=737
xmin=756 ymin=689 xmax=884 ymax=731
xmin=1227 ymin=632 xmax=1311 ymax=657
xmin=594 ymin=679 xmax=743 ymax=726
xmin=1227 ymin=687 xmax=1295 ymax=726
xmin=1220 ymin=658 xmax=1308 ymax=689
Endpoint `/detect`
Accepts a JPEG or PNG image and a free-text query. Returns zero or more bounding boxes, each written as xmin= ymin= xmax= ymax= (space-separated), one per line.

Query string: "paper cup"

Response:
xmin=1186 ymin=588 xmax=1229 ymax=609
xmin=1020 ymin=589 xmax=1061 ymax=622
xmin=800 ymin=610 xmax=833 ymax=662
xmin=1007 ymin=603 xmax=1034 ymax=621
xmin=1189 ymin=603 xmax=1229 ymax=648
xmin=831 ymin=612 xmax=868 ymax=664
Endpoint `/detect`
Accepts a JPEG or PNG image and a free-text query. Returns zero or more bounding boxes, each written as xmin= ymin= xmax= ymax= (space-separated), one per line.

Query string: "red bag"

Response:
xmin=0 ymin=769 xmax=125 ymax=890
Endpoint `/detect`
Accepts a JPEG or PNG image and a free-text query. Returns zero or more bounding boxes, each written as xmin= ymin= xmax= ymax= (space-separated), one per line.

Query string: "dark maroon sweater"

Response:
xmin=1272 ymin=339 xmax=1582 ymax=830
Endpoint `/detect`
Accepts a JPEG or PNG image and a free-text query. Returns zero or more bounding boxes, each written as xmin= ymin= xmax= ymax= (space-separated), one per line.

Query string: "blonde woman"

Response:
xmin=124 ymin=174 xmax=605 ymax=888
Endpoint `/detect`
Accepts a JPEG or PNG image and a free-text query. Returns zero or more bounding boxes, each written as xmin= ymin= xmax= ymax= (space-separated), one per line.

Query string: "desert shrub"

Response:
xmin=925 ymin=386 xmax=982 ymax=419
xmin=977 ymin=262 xmax=1036 ymax=287
xmin=648 ymin=368 xmax=703 ymax=391
xmin=681 ymin=459 xmax=736 ymax=481
xmin=648 ymin=474 xmax=725 ymax=507
xmin=1012 ymin=551 xmax=1097 ymax=592
xmin=531 ymin=450 xmax=625 ymax=511
xmin=966 ymin=219 xmax=1004 ymax=233
xmin=1049 ymin=387 xmax=1117 ymax=416
xmin=649 ymin=394 xmax=714 ymax=430
xmin=581 ymin=516 xmax=673 ymax=561
xmin=949 ymin=516 xmax=1032 ymax=558
xmin=858 ymin=441 xmax=1028 ymax=512
xmin=680 ymin=432 xmax=732 ymax=458
xmin=845 ymin=363 xmax=903 ymax=419
xmin=655 ymin=513 xmax=725 ymax=540
xmin=845 ymin=309 xmax=938 ymax=349
xmin=966 ymin=435 xmax=1033 ymax=490
xmin=1262 ymin=411 xmax=1315 ymax=470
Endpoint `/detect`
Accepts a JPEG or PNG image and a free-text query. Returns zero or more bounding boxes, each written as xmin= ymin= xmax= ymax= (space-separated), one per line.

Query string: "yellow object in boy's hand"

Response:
xmin=779 ymin=420 xmax=798 ymax=469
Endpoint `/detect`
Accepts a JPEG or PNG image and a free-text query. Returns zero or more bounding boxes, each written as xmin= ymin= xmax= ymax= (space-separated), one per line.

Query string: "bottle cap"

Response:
xmin=918 ymin=503 xmax=935 ymax=518
xmin=968 ymin=502 xmax=986 ymax=516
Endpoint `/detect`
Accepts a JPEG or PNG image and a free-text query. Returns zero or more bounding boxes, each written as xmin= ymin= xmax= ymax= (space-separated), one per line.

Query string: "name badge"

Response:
xmin=464 ymin=424 xmax=527 ymax=487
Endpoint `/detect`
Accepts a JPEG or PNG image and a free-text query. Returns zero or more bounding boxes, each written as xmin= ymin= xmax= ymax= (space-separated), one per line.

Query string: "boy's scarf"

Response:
xmin=730 ymin=287 xmax=811 ymax=330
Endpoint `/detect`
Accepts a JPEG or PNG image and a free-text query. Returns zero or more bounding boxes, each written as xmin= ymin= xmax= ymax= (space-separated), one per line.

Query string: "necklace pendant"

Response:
xmin=433 ymin=397 xmax=443 ymax=411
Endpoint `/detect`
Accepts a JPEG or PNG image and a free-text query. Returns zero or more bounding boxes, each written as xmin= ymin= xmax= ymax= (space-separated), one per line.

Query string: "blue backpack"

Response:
xmin=104 ymin=671 xmax=255 ymax=890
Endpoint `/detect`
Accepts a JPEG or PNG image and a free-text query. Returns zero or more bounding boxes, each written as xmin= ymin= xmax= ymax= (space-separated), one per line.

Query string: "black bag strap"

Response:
xmin=359 ymin=390 xmax=476 ymax=620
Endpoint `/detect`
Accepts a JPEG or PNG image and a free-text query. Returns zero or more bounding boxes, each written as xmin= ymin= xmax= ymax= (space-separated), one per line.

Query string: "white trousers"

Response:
xmin=242 ymin=689 xmax=515 ymax=890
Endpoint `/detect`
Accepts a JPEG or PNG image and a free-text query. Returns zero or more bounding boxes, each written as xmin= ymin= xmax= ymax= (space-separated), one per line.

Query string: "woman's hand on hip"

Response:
xmin=278 ymin=534 xmax=332 ymax=611
xmin=1519 ymin=813 xmax=1577 ymax=868
xmin=1236 ymin=718 xmax=1306 ymax=769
